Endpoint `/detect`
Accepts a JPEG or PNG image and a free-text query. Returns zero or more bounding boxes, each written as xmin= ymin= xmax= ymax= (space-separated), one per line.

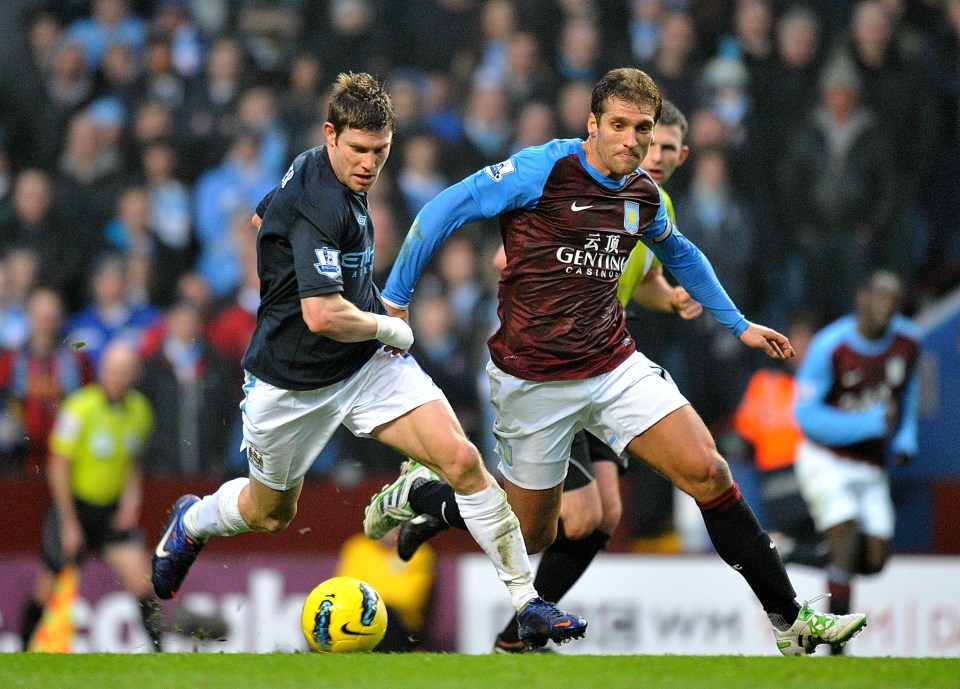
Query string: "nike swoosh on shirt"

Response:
xmin=570 ymin=202 xmax=594 ymax=211
xmin=155 ymin=520 xmax=177 ymax=558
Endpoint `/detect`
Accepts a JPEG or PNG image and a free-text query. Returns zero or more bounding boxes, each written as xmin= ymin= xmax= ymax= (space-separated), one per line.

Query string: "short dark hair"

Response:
xmin=657 ymin=99 xmax=688 ymax=143
xmin=591 ymin=68 xmax=662 ymax=122
xmin=327 ymin=72 xmax=395 ymax=136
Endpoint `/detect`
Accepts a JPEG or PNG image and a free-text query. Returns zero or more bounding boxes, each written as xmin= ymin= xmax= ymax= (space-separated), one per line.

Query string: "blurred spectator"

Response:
xmin=556 ymin=80 xmax=593 ymax=138
xmin=498 ymin=31 xmax=558 ymax=110
xmin=422 ymin=72 xmax=465 ymax=145
xmin=236 ymin=0 xmax=305 ymax=78
xmin=54 ymin=110 xmax=126 ymax=290
xmin=96 ymin=42 xmax=141 ymax=112
xmin=919 ymin=0 xmax=960 ymax=280
xmin=700 ymin=57 xmax=751 ymax=149
xmin=833 ymin=0 xmax=941 ymax=277
xmin=0 ymin=264 xmax=29 ymax=350
xmin=628 ymin=0 xmax=666 ymax=65
xmin=65 ymin=254 xmax=161 ymax=370
xmin=133 ymin=32 xmax=187 ymax=111
xmin=510 ymin=100 xmax=557 ymax=152
xmin=717 ymin=0 xmax=775 ymax=77
xmin=27 ymin=9 xmax=65 ymax=77
xmin=673 ymin=146 xmax=755 ymax=426
xmin=45 ymin=40 xmax=95 ymax=141
xmin=388 ymin=73 xmax=426 ymax=138
xmin=103 ymin=186 xmax=156 ymax=306
xmin=675 ymin=146 xmax=754 ymax=307
xmin=751 ymin=6 xmax=826 ymax=319
xmin=66 ymin=0 xmax=147 ymax=69
xmin=555 ymin=16 xmax=607 ymax=83
xmin=472 ymin=0 xmax=520 ymax=87
xmin=278 ymin=52 xmax=324 ymax=158
xmin=778 ymin=56 xmax=896 ymax=322
xmin=0 ymin=170 xmax=81 ymax=305
xmin=139 ymin=299 xmax=234 ymax=478
xmin=0 ymin=288 xmax=93 ymax=477
xmin=2 ymin=250 xmax=40 ymax=320
xmin=313 ymin=0 xmax=388 ymax=78
xmin=436 ymin=236 xmax=487 ymax=342
xmin=644 ymin=10 xmax=701 ymax=118
xmin=150 ymin=0 xmax=204 ymax=79
xmin=397 ymin=133 xmax=448 ymax=222
xmin=386 ymin=0 xmax=480 ymax=73
xmin=237 ymin=86 xmax=289 ymax=178
xmin=454 ymin=82 xmax=512 ymax=178
xmin=193 ymin=138 xmax=274 ymax=298
xmin=139 ymin=139 xmax=195 ymax=302
xmin=182 ymin=36 xmax=247 ymax=174
xmin=410 ymin=291 xmax=483 ymax=445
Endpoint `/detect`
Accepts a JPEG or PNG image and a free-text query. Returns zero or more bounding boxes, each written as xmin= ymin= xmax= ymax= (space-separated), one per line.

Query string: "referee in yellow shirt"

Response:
xmin=19 ymin=341 xmax=160 ymax=651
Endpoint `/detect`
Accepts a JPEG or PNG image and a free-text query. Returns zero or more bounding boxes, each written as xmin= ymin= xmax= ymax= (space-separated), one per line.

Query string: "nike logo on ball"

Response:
xmin=340 ymin=623 xmax=376 ymax=636
xmin=570 ymin=201 xmax=593 ymax=211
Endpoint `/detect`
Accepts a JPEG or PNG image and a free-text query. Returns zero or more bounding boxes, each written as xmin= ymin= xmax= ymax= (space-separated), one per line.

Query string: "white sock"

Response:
xmin=183 ymin=477 xmax=251 ymax=539
xmin=455 ymin=482 xmax=537 ymax=611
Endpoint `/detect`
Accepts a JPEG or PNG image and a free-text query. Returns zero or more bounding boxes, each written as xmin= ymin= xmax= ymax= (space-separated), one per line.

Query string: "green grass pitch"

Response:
xmin=2 ymin=654 xmax=958 ymax=689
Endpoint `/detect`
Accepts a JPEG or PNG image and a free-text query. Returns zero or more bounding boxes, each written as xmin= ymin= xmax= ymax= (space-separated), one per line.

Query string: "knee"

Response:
xmin=685 ymin=453 xmax=733 ymax=503
xmin=561 ymin=509 xmax=601 ymax=541
xmin=522 ymin=519 xmax=558 ymax=554
xmin=436 ymin=441 xmax=484 ymax=492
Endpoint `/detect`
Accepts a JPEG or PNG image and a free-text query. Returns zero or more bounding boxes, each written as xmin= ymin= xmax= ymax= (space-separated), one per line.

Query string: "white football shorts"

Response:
xmin=487 ymin=351 xmax=689 ymax=490
xmin=240 ymin=348 xmax=445 ymax=490
xmin=794 ymin=439 xmax=895 ymax=539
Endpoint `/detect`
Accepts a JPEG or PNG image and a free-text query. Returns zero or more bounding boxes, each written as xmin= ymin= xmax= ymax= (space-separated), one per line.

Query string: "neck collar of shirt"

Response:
xmin=576 ymin=142 xmax=629 ymax=190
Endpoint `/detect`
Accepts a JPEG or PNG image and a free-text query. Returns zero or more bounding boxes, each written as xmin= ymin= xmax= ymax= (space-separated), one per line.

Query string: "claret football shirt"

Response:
xmin=384 ymin=138 xmax=747 ymax=382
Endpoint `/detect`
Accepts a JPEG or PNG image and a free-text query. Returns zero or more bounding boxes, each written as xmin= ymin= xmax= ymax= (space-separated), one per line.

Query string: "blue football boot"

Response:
xmin=152 ymin=495 xmax=205 ymax=600
xmin=516 ymin=597 xmax=588 ymax=648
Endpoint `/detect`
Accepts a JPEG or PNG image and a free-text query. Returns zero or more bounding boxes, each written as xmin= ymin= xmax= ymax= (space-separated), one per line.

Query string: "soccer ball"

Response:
xmin=301 ymin=576 xmax=388 ymax=653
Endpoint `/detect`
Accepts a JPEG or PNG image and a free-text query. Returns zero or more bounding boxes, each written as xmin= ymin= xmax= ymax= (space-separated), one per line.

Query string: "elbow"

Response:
xmin=302 ymin=312 xmax=335 ymax=335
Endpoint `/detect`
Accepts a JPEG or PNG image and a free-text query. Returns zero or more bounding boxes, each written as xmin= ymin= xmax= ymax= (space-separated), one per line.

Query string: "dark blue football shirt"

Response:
xmin=241 ymin=146 xmax=385 ymax=390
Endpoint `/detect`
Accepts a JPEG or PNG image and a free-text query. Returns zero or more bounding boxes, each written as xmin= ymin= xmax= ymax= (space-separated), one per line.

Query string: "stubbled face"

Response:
xmin=325 ymin=123 xmax=392 ymax=193
xmin=640 ymin=121 xmax=687 ymax=185
xmin=585 ymin=97 xmax=656 ymax=178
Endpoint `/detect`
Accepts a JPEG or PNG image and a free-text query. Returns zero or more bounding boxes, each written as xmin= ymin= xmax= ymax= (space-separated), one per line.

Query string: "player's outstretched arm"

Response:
xmin=301 ymin=294 xmax=413 ymax=350
xmin=738 ymin=323 xmax=794 ymax=360
xmin=632 ymin=266 xmax=703 ymax=319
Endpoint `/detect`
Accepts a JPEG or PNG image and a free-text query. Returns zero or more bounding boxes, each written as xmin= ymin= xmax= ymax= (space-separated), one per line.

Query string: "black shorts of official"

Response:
xmin=563 ymin=430 xmax=630 ymax=492
xmin=41 ymin=498 xmax=145 ymax=573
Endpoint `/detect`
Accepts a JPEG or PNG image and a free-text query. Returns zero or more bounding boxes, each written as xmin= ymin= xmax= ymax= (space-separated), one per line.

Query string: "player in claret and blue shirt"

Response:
xmin=364 ymin=67 xmax=867 ymax=655
xmin=794 ymin=270 xmax=919 ymax=653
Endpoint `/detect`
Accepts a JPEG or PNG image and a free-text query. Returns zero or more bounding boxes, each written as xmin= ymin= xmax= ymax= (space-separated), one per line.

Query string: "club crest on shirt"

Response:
xmin=885 ymin=356 xmax=906 ymax=386
xmin=484 ymin=159 xmax=516 ymax=182
xmin=624 ymin=201 xmax=640 ymax=233
xmin=314 ymin=247 xmax=342 ymax=279
xmin=496 ymin=438 xmax=513 ymax=467
xmin=247 ymin=444 xmax=264 ymax=470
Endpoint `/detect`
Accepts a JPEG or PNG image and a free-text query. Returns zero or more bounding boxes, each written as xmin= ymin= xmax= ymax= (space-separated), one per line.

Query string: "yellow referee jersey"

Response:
xmin=616 ymin=185 xmax=675 ymax=307
xmin=49 ymin=384 xmax=153 ymax=506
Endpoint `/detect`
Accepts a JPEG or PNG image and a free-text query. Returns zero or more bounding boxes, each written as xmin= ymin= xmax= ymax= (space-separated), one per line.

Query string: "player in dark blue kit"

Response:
xmin=151 ymin=72 xmax=585 ymax=648
xmin=364 ymin=68 xmax=867 ymax=655
xmin=794 ymin=270 xmax=919 ymax=653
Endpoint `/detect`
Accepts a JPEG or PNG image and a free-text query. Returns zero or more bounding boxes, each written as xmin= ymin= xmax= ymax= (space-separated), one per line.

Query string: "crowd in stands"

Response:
xmin=0 ymin=0 xmax=956 ymax=488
